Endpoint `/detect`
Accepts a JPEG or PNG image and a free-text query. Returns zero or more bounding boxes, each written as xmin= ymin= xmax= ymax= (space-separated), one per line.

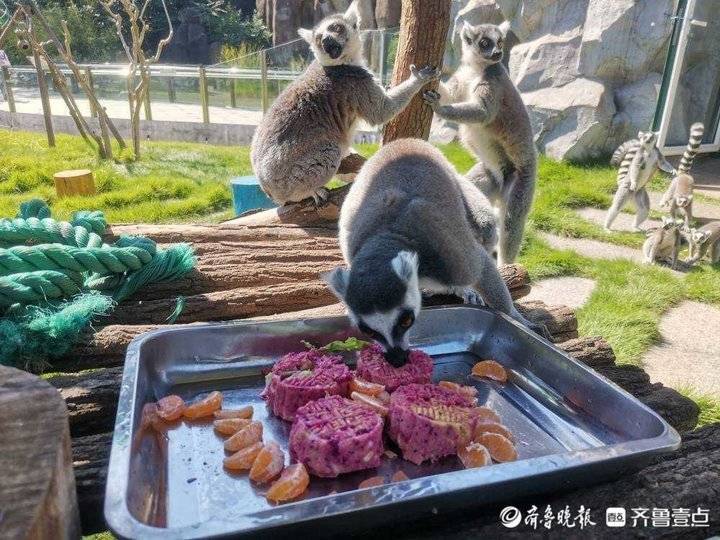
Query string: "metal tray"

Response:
xmin=105 ymin=306 xmax=680 ymax=539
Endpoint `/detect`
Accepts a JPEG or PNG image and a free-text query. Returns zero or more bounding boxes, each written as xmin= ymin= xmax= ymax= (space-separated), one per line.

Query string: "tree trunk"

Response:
xmin=381 ymin=0 xmax=451 ymax=143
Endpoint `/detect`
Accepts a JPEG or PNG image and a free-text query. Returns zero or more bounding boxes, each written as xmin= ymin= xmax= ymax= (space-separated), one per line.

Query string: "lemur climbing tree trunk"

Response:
xmin=381 ymin=0 xmax=450 ymax=144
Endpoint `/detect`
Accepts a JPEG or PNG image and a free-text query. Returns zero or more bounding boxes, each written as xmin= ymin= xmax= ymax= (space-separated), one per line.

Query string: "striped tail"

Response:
xmin=610 ymin=139 xmax=639 ymax=167
xmin=678 ymin=122 xmax=704 ymax=174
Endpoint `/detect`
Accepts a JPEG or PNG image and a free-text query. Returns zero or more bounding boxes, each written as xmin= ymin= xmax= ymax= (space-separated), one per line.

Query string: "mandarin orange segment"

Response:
xmin=350 ymin=391 xmax=389 ymax=416
xmin=213 ymin=418 xmax=251 ymax=436
xmin=213 ymin=406 xmax=253 ymax=419
xmin=391 ymin=470 xmax=409 ymax=482
xmin=474 ymin=422 xmax=514 ymax=441
xmin=140 ymin=402 xmax=163 ymax=432
xmin=471 ymin=360 xmax=508 ymax=383
xmin=266 ymin=463 xmax=310 ymax=503
xmin=156 ymin=395 xmax=186 ymax=421
xmin=183 ymin=391 xmax=223 ymax=419
xmin=358 ymin=476 xmax=385 ymax=489
xmin=224 ymin=421 xmax=263 ymax=452
xmin=349 ymin=377 xmax=385 ymax=397
xmin=223 ymin=441 xmax=264 ymax=471
xmin=250 ymin=442 xmax=285 ymax=484
xmin=475 ymin=432 xmax=517 ymax=462
xmin=457 ymin=441 xmax=492 ymax=469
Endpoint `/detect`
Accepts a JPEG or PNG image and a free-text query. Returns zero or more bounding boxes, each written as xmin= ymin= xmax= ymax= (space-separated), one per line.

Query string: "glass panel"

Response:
xmin=665 ymin=0 xmax=720 ymax=146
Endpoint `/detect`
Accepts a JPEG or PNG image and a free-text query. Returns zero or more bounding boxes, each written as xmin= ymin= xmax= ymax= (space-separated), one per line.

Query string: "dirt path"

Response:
xmin=520 ymin=277 xmax=596 ymax=310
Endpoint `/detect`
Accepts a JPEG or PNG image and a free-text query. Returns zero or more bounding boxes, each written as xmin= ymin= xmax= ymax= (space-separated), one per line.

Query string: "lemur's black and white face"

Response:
xmin=638 ymin=131 xmax=657 ymax=148
xmin=691 ymin=229 xmax=711 ymax=244
xmin=461 ymin=22 xmax=506 ymax=66
xmin=323 ymin=251 xmax=421 ymax=367
xmin=298 ymin=6 xmax=362 ymax=66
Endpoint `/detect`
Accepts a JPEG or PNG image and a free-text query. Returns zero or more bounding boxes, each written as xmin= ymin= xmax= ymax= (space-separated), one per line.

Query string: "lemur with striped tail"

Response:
xmin=642 ymin=216 xmax=683 ymax=268
xmin=659 ymin=122 xmax=704 ymax=228
xmin=422 ymin=21 xmax=536 ymax=266
xmin=686 ymin=222 xmax=720 ymax=265
xmin=605 ymin=131 xmax=676 ymax=231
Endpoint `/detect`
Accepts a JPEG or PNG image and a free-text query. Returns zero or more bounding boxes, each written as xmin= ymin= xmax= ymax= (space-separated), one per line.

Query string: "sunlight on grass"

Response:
xmin=678 ymin=388 xmax=720 ymax=427
xmin=0 ymin=130 xmax=250 ymax=223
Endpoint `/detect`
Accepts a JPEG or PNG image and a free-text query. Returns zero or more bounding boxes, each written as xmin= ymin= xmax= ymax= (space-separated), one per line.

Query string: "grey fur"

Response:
xmin=660 ymin=173 xmax=694 ymax=228
xmin=642 ymin=217 xmax=682 ymax=268
xmin=686 ymin=221 xmax=720 ymax=265
xmin=250 ymin=6 xmax=438 ymax=205
xmin=423 ymin=22 xmax=536 ymax=266
xmin=325 ymin=138 xmax=547 ymax=355
xmin=605 ymin=131 xmax=676 ymax=231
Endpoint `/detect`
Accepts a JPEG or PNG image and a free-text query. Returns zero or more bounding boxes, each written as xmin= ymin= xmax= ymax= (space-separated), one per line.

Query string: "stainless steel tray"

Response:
xmin=105 ymin=306 xmax=680 ymax=539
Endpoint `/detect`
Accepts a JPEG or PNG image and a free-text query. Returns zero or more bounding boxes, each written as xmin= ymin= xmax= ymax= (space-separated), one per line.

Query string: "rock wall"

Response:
xmin=451 ymin=0 xmax=678 ymax=161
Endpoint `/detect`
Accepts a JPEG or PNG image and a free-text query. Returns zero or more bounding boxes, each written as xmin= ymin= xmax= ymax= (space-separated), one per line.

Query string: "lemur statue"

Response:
xmin=250 ymin=1 xmax=439 ymax=205
xmin=422 ymin=21 xmax=536 ymax=266
xmin=324 ymin=138 xmax=548 ymax=367
xmin=605 ymin=131 xmax=676 ymax=231
xmin=642 ymin=216 xmax=683 ymax=268
xmin=686 ymin=222 xmax=720 ymax=265
xmin=660 ymin=122 xmax=705 ymax=228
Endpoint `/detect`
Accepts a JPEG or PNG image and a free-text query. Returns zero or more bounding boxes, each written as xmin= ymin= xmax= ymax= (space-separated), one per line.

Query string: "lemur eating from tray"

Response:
xmin=323 ymin=138 xmax=549 ymax=367
xmin=250 ymin=0 xmax=439 ymax=206
xmin=422 ymin=21 xmax=536 ymax=266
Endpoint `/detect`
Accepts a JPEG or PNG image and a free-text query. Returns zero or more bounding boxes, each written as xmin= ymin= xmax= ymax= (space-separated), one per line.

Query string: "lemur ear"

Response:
xmin=344 ymin=0 xmax=361 ymax=29
xmin=391 ymin=251 xmax=419 ymax=283
xmin=461 ymin=21 xmax=474 ymax=45
xmin=322 ymin=267 xmax=350 ymax=300
xmin=498 ymin=20 xmax=511 ymax=38
xmin=298 ymin=28 xmax=314 ymax=43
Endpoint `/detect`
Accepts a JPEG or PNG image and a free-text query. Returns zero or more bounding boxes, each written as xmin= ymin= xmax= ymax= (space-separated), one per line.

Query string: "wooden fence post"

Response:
xmin=32 ymin=47 xmax=55 ymax=147
xmin=229 ymin=78 xmax=236 ymax=108
xmin=260 ymin=50 xmax=269 ymax=114
xmin=85 ymin=67 xmax=97 ymax=117
xmin=167 ymin=76 xmax=176 ymax=103
xmin=199 ymin=65 xmax=209 ymax=124
xmin=142 ymin=67 xmax=152 ymax=121
xmin=1 ymin=66 xmax=14 ymax=113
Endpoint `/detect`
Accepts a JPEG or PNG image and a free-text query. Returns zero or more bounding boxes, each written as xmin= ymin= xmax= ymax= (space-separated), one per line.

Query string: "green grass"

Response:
xmin=0 ymin=130 xmax=251 ymax=223
xmin=679 ymin=388 xmax=720 ymax=427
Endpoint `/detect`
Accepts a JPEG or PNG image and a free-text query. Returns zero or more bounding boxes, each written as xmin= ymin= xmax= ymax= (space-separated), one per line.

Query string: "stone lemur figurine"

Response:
xmin=642 ymin=216 xmax=683 ymax=268
xmin=659 ymin=122 xmax=705 ymax=228
xmin=605 ymin=131 xmax=677 ymax=231
xmin=422 ymin=21 xmax=536 ymax=266
xmin=250 ymin=1 xmax=439 ymax=205
xmin=324 ymin=138 xmax=548 ymax=367
xmin=686 ymin=222 xmax=720 ymax=265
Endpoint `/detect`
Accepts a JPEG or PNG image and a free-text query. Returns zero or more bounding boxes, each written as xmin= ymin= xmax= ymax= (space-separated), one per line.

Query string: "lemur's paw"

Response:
xmin=529 ymin=321 xmax=552 ymax=341
xmin=311 ymin=187 xmax=330 ymax=207
xmin=423 ymin=90 xmax=441 ymax=109
xmin=411 ymin=64 xmax=440 ymax=82
xmin=460 ymin=288 xmax=484 ymax=305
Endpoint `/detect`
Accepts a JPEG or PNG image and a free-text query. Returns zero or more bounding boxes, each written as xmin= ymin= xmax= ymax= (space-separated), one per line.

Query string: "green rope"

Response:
xmin=0 ymin=200 xmax=195 ymax=370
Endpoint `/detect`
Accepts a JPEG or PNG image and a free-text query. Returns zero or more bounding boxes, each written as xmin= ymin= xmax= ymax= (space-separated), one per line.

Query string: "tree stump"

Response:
xmin=0 ymin=366 xmax=80 ymax=540
xmin=53 ymin=169 xmax=96 ymax=198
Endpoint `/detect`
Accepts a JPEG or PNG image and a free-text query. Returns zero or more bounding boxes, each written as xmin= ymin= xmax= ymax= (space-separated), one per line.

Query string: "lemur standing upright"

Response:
xmin=250 ymin=1 xmax=439 ymax=206
xmin=605 ymin=131 xmax=676 ymax=231
xmin=423 ymin=21 xmax=536 ymax=266
xmin=660 ymin=123 xmax=705 ymax=228
xmin=324 ymin=138 xmax=548 ymax=367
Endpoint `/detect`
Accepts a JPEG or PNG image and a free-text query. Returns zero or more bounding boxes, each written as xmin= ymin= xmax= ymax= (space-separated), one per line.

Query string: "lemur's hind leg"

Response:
xmin=633 ymin=188 xmax=650 ymax=231
xmin=265 ymin=143 xmax=342 ymax=205
xmin=605 ymin=185 xmax=632 ymax=231
xmin=465 ymin=162 xmax=502 ymax=259
xmin=456 ymin=175 xmax=498 ymax=254
xmin=499 ymin=166 xmax=535 ymax=265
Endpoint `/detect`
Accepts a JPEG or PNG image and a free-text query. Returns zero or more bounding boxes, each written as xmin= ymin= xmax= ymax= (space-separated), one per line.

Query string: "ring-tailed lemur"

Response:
xmin=250 ymin=1 xmax=439 ymax=206
xmin=605 ymin=131 xmax=677 ymax=231
xmin=660 ymin=123 xmax=704 ymax=228
xmin=323 ymin=138 xmax=548 ymax=367
xmin=642 ymin=216 xmax=683 ymax=268
xmin=686 ymin=221 xmax=720 ymax=265
xmin=422 ymin=21 xmax=535 ymax=266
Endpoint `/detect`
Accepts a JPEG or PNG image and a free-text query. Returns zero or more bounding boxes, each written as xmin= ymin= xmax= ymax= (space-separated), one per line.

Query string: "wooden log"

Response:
xmin=516 ymin=300 xmax=578 ymax=343
xmin=0 ymin=366 xmax=80 ymax=539
xmin=53 ymin=169 xmax=96 ymax=198
xmin=47 ymin=367 xmax=124 ymax=438
xmin=381 ymin=0 xmax=451 ymax=143
xmin=72 ymin=432 xmax=111 ymax=535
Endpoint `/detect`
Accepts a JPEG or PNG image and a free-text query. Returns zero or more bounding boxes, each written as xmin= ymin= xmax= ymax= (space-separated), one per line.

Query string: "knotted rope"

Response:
xmin=0 ymin=199 xmax=195 ymax=370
